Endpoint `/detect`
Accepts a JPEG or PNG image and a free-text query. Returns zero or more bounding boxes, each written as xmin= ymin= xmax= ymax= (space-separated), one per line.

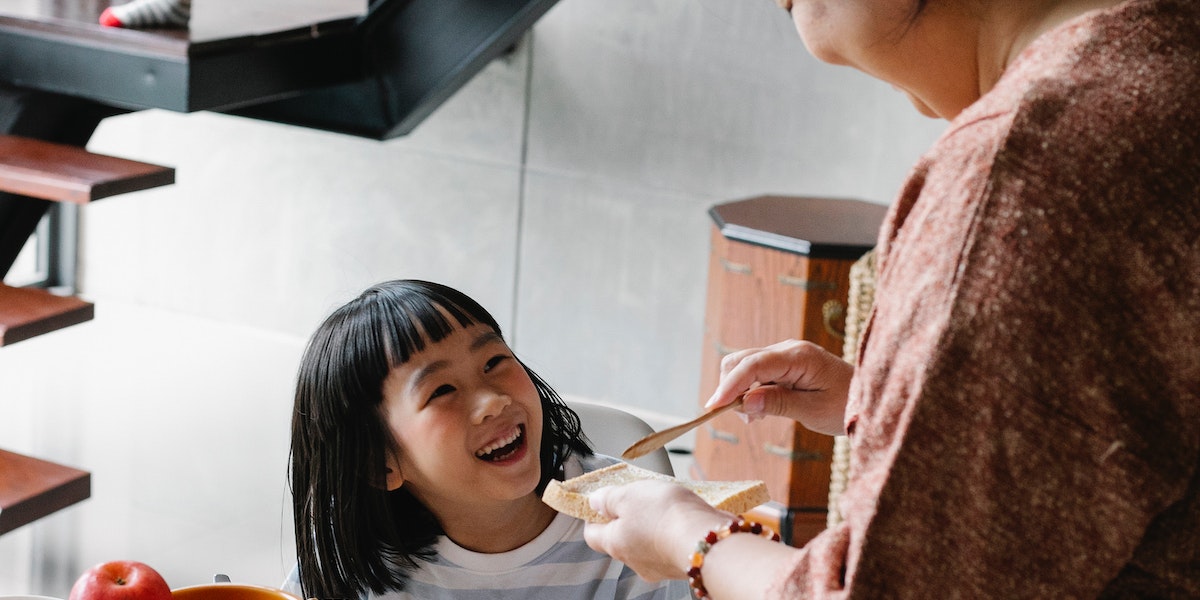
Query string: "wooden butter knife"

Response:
xmin=621 ymin=397 xmax=744 ymax=460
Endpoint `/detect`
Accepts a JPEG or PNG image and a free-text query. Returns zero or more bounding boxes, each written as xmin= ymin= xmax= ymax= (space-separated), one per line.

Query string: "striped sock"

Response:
xmin=99 ymin=0 xmax=191 ymax=28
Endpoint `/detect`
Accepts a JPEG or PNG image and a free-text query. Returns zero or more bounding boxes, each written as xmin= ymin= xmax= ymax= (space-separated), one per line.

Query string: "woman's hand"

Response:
xmin=583 ymin=481 xmax=732 ymax=581
xmin=706 ymin=339 xmax=853 ymax=436
xmin=585 ymin=480 xmax=803 ymax=599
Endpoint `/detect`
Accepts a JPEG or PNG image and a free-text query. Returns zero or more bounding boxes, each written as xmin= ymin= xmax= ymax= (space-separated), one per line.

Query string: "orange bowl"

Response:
xmin=171 ymin=584 xmax=299 ymax=600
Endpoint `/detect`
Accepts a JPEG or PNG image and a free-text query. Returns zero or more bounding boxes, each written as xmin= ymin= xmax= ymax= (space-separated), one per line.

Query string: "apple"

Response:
xmin=69 ymin=560 xmax=173 ymax=600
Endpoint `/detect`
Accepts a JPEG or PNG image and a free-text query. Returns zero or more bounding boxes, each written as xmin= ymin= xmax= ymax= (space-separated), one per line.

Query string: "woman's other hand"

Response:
xmin=583 ymin=481 xmax=730 ymax=581
xmin=706 ymin=339 xmax=852 ymax=436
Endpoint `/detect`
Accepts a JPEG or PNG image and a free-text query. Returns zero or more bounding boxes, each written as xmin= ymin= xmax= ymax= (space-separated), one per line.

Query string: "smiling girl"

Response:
xmin=285 ymin=279 xmax=689 ymax=599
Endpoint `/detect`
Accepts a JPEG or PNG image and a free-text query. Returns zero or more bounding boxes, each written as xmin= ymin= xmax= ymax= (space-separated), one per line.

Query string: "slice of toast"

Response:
xmin=542 ymin=462 xmax=770 ymax=523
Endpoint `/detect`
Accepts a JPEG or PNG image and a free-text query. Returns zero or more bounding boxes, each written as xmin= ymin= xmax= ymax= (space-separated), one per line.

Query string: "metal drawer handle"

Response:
xmin=705 ymin=424 xmax=739 ymax=444
xmin=720 ymin=258 xmax=752 ymax=275
xmin=763 ymin=443 xmax=825 ymax=462
xmin=777 ymin=275 xmax=837 ymax=291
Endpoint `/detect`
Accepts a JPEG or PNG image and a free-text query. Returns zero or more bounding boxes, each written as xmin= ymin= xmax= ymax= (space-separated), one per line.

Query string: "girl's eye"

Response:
xmin=483 ymin=354 xmax=509 ymax=373
xmin=428 ymin=384 xmax=455 ymax=402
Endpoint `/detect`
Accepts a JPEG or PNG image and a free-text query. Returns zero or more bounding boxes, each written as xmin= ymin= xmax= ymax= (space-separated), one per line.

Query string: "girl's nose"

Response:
xmin=471 ymin=389 xmax=511 ymax=423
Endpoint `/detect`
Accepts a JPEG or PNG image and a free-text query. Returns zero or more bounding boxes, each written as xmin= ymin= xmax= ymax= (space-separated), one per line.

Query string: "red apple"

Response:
xmin=69 ymin=560 xmax=173 ymax=600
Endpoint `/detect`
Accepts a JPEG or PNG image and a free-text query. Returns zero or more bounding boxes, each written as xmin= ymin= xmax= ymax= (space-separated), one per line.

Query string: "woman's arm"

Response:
xmin=699 ymin=534 xmax=804 ymax=600
xmin=583 ymin=480 xmax=800 ymax=598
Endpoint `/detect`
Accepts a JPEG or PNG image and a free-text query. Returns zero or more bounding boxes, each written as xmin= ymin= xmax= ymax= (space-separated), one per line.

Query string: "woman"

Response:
xmin=584 ymin=0 xmax=1199 ymax=598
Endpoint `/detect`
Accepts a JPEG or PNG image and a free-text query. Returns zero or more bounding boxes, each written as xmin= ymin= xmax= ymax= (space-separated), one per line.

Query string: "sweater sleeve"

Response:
xmin=858 ymin=137 xmax=1195 ymax=597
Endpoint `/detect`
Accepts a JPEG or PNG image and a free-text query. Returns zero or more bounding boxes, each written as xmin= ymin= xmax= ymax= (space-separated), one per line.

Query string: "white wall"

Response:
xmin=1 ymin=0 xmax=945 ymax=595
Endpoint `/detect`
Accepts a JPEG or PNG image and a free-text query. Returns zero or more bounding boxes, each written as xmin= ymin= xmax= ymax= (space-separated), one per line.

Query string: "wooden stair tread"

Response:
xmin=0 ymin=134 xmax=174 ymax=204
xmin=0 ymin=283 xmax=94 ymax=347
xmin=0 ymin=448 xmax=91 ymax=536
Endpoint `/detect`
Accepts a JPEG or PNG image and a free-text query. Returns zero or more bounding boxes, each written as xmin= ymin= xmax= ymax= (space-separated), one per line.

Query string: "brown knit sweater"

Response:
xmin=769 ymin=0 xmax=1200 ymax=597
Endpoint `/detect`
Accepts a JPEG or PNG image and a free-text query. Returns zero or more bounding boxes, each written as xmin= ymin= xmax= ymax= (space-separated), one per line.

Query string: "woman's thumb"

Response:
xmin=588 ymin=486 xmax=614 ymax=520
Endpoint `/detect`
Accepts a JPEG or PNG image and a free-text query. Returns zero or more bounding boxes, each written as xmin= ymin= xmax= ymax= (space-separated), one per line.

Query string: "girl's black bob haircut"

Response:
xmin=289 ymin=279 xmax=591 ymax=599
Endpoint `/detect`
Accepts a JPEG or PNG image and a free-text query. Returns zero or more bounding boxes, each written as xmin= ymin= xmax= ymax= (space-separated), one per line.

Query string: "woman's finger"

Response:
xmin=705 ymin=340 xmax=852 ymax=434
xmin=706 ymin=340 xmax=807 ymax=408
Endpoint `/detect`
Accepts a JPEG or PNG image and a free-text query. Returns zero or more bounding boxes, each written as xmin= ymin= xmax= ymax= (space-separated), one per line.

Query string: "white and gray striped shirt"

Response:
xmin=286 ymin=454 xmax=691 ymax=600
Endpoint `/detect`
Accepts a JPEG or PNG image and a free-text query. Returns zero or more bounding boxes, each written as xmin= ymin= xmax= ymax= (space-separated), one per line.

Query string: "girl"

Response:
xmin=286 ymin=279 xmax=690 ymax=599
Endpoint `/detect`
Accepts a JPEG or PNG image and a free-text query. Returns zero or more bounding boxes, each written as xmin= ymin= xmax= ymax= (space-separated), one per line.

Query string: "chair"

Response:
xmin=566 ymin=398 xmax=674 ymax=476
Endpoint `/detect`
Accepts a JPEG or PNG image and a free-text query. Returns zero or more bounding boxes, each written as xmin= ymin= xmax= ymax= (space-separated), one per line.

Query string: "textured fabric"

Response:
xmin=769 ymin=0 xmax=1200 ymax=598
xmin=284 ymin=454 xmax=690 ymax=600
xmin=828 ymin=250 xmax=878 ymax=528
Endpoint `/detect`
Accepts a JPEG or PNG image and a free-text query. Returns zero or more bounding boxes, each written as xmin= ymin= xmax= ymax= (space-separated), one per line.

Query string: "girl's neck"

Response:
xmin=439 ymin=492 xmax=559 ymax=554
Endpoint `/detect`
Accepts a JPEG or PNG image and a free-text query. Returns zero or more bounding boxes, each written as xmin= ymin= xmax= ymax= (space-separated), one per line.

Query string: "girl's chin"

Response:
xmin=483 ymin=468 xmax=545 ymax=504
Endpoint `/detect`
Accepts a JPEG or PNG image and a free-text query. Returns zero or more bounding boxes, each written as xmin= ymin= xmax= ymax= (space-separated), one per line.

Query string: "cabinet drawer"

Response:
xmin=692 ymin=408 xmax=833 ymax=508
xmin=696 ymin=196 xmax=884 ymax=544
xmin=709 ymin=228 xmax=850 ymax=354
xmin=696 ymin=224 xmax=854 ymax=510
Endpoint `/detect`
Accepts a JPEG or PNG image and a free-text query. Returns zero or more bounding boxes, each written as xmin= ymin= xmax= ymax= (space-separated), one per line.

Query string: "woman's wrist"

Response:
xmin=662 ymin=506 xmax=734 ymax=576
xmin=686 ymin=516 xmax=783 ymax=599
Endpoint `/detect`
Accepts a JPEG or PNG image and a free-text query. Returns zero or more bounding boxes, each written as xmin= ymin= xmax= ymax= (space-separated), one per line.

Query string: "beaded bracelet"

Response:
xmin=687 ymin=516 xmax=782 ymax=600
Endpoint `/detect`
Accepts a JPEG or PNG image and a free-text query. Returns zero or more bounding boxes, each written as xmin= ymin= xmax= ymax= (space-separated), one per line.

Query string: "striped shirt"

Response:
xmin=285 ymin=454 xmax=690 ymax=600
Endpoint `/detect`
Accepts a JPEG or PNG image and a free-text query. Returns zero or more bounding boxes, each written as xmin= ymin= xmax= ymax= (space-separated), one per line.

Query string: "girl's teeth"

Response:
xmin=476 ymin=427 xmax=521 ymax=457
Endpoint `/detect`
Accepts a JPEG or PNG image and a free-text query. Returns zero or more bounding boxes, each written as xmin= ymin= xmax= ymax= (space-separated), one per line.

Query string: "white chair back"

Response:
xmin=567 ymin=399 xmax=674 ymax=476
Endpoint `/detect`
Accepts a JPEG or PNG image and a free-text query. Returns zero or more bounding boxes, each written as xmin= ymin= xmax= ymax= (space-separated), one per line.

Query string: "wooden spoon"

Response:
xmin=621 ymin=397 xmax=744 ymax=460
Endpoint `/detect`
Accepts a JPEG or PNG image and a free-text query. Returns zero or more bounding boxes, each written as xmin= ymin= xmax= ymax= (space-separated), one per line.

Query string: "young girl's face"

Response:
xmin=379 ymin=321 xmax=545 ymax=515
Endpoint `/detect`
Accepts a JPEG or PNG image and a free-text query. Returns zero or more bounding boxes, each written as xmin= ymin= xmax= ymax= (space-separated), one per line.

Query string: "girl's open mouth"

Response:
xmin=475 ymin=425 xmax=526 ymax=463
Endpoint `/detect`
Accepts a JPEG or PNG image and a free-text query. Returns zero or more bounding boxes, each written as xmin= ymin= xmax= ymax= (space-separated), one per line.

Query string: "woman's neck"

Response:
xmin=438 ymin=492 xmax=559 ymax=554
xmin=977 ymin=0 xmax=1125 ymax=97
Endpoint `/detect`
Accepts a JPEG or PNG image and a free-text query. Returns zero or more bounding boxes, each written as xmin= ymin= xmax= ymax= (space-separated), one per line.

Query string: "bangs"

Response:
xmin=364 ymin=281 xmax=501 ymax=367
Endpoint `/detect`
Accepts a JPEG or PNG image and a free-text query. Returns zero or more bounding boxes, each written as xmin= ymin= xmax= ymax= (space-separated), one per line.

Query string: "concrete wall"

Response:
xmin=1 ymin=0 xmax=945 ymax=594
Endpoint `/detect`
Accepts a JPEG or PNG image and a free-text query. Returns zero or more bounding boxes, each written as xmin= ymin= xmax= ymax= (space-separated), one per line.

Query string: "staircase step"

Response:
xmin=0 ymin=283 xmax=94 ymax=347
xmin=0 ymin=134 xmax=174 ymax=204
xmin=0 ymin=448 xmax=91 ymax=535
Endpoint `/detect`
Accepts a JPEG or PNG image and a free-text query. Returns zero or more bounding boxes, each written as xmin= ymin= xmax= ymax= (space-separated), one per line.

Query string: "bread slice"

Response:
xmin=542 ymin=462 xmax=770 ymax=523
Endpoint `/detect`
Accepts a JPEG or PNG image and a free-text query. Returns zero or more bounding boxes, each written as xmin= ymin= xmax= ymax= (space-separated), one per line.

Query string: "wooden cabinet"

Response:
xmin=691 ymin=195 xmax=887 ymax=546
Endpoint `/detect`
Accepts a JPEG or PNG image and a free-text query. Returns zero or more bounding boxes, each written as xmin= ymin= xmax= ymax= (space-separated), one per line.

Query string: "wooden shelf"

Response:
xmin=0 ymin=448 xmax=90 ymax=535
xmin=0 ymin=284 xmax=94 ymax=347
xmin=0 ymin=134 xmax=174 ymax=204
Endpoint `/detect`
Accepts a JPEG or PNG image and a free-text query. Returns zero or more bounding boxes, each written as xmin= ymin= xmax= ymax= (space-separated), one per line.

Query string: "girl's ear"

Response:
xmin=383 ymin=454 xmax=405 ymax=491
xmin=384 ymin=468 xmax=404 ymax=491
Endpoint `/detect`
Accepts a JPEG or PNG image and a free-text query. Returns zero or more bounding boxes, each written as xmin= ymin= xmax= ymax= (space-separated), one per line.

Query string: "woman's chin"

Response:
xmin=905 ymin=92 xmax=943 ymax=119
